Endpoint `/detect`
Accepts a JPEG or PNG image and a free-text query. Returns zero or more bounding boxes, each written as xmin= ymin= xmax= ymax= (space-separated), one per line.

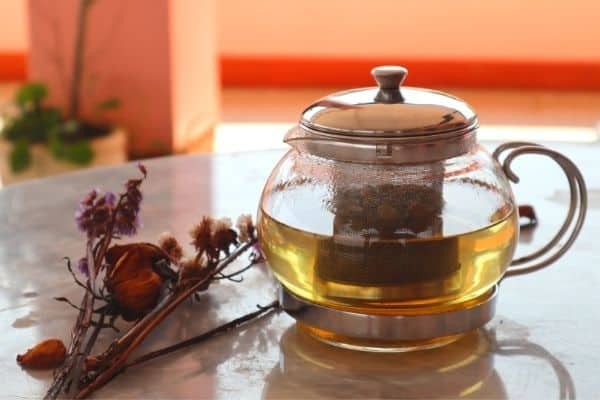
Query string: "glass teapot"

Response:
xmin=257 ymin=66 xmax=587 ymax=351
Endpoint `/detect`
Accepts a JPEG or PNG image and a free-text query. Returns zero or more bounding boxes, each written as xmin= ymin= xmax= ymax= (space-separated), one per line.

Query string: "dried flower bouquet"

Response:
xmin=16 ymin=164 xmax=278 ymax=399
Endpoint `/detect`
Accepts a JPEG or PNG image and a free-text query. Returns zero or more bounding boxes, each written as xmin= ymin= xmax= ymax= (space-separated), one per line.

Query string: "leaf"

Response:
xmin=16 ymin=339 xmax=66 ymax=370
xmin=95 ymin=97 xmax=121 ymax=111
xmin=2 ymin=107 xmax=61 ymax=143
xmin=16 ymin=83 xmax=48 ymax=108
xmin=50 ymin=132 xmax=94 ymax=165
xmin=48 ymin=128 xmax=64 ymax=159
xmin=62 ymin=141 xmax=94 ymax=165
xmin=9 ymin=139 xmax=30 ymax=173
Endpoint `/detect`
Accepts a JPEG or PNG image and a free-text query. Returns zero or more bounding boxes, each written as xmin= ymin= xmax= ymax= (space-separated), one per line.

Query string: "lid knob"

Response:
xmin=371 ymin=65 xmax=407 ymax=103
xmin=371 ymin=65 xmax=407 ymax=89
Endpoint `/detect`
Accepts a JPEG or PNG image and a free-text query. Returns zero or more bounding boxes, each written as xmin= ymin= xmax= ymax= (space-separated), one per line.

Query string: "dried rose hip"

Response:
xmin=17 ymin=339 xmax=66 ymax=370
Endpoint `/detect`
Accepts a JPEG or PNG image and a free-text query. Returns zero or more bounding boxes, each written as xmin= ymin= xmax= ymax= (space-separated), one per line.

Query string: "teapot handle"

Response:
xmin=492 ymin=142 xmax=587 ymax=278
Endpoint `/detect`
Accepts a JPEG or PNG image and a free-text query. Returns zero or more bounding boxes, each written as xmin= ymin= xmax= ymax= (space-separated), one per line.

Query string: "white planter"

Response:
xmin=0 ymin=127 xmax=127 ymax=186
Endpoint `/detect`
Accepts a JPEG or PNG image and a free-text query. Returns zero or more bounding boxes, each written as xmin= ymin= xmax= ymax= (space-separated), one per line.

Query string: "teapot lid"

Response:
xmin=300 ymin=66 xmax=478 ymax=138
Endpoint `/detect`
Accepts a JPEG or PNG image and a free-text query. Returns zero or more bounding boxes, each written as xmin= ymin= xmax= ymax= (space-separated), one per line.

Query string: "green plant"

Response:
xmin=1 ymin=82 xmax=97 ymax=173
xmin=3 ymin=83 xmax=61 ymax=144
xmin=10 ymin=139 xmax=31 ymax=173
xmin=1 ymin=0 xmax=122 ymax=175
xmin=49 ymin=130 xmax=94 ymax=165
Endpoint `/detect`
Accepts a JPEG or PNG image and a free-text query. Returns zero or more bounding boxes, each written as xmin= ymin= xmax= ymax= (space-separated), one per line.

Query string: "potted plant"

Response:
xmin=0 ymin=0 xmax=127 ymax=185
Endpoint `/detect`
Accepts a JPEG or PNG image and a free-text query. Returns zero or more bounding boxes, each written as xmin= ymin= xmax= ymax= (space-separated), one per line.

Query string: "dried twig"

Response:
xmin=214 ymin=259 xmax=260 ymax=281
xmin=128 ymin=300 xmax=279 ymax=368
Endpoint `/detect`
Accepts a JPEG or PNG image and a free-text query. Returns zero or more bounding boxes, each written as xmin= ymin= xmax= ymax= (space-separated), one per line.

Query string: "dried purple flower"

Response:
xmin=114 ymin=212 xmax=141 ymax=236
xmin=114 ymin=177 xmax=144 ymax=236
xmin=137 ymin=163 xmax=147 ymax=178
xmin=75 ymin=165 xmax=147 ymax=239
xmin=104 ymin=191 xmax=117 ymax=207
xmin=75 ymin=189 xmax=114 ymax=238
xmin=77 ymin=257 xmax=89 ymax=277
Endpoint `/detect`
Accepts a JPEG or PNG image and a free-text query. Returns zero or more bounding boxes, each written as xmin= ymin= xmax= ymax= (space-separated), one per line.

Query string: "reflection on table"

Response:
xmin=263 ymin=323 xmax=574 ymax=399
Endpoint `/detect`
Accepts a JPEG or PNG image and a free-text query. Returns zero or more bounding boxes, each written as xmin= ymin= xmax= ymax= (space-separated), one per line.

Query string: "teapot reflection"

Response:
xmin=262 ymin=324 xmax=575 ymax=399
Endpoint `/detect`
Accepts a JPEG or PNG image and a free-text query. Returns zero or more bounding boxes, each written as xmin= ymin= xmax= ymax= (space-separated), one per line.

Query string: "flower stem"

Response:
xmin=214 ymin=258 xmax=259 ymax=281
xmin=45 ymin=243 xmax=98 ymax=400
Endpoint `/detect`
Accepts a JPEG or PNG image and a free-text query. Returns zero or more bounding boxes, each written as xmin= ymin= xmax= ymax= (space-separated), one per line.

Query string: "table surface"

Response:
xmin=1 ymin=141 xmax=599 ymax=399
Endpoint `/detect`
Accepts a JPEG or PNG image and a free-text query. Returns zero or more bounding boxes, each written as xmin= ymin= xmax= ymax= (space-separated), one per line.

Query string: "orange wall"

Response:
xmin=2 ymin=0 xmax=600 ymax=61
xmin=218 ymin=0 xmax=600 ymax=61
xmin=0 ymin=0 xmax=27 ymax=51
xmin=2 ymin=0 xmax=600 ymax=88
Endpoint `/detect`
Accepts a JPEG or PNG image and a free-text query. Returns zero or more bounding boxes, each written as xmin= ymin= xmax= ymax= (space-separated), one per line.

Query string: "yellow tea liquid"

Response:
xmin=259 ymin=208 xmax=517 ymax=314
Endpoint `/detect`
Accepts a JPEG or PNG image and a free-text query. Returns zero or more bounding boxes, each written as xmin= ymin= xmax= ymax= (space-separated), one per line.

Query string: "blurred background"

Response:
xmin=0 ymin=0 xmax=599 ymax=185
